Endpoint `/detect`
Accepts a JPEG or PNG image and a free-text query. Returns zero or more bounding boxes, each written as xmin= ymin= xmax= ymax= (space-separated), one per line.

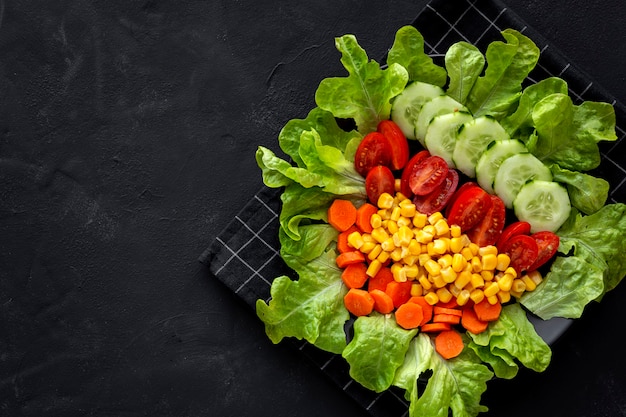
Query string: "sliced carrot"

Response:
xmin=343 ymin=288 xmax=375 ymax=317
xmin=395 ymin=302 xmax=424 ymax=330
xmin=408 ymin=296 xmax=433 ymax=326
xmin=385 ymin=280 xmax=413 ymax=308
xmin=367 ymin=266 xmax=394 ymax=292
xmin=420 ymin=322 xmax=452 ymax=333
xmin=355 ymin=203 xmax=378 ymax=233
xmin=437 ymin=298 xmax=459 ymax=309
xmin=435 ymin=329 xmax=464 ymax=359
xmin=369 ymin=289 xmax=395 ymax=314
xmin=433 ymin=313 xmax=461 ymax=325
xmin=461 ymin=307 xmax=489 ymax=334
xmin=473 ymin=299 xmax=502 ymax=322
xmin=341 ymin=263 xmax=368 ymax=289
xmin=336 ymin=251 xmax=366 ymax=268
xmin=328 ymin=199 xmax=357 ymax=232
xmin=433 ymin=306 xmax=463 ymax=317
xmin=337 ymin=225 xmax=359 ymax=253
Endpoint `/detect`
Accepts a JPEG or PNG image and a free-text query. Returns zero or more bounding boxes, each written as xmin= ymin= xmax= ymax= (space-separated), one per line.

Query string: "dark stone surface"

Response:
xmin=1 ymin=1 xmax=625 ymax=416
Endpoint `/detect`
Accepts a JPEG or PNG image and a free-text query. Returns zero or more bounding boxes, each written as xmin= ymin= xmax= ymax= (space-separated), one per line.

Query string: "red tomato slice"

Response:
xmin=466 ymin=195 xmax=506 ymax=247
xmin=444 ymin=181 xmax=478 ymax=218
xmin=413 ymin=169 xmax=459 ymax=216
xmin=365 ymin=165 xmax=395 ymax=205
xmin=408 ymin=155 xmax=449 ymax=196
xmin=496 ymin=221 xmax=532 ymax=250
xmin=400 ymin=150 xmax=430 ymax=197
xmin=528 ymin=231 xmax=560 ymax=271
xmin=499 ymin=234 xmax=539 ymax=274
xmin=354 ymin=132 xmax=392 ymax=177
xmin=446 ymin=185 xmax=493 ymax=232
xmin=378 ymin=120 xmax=409 ymax=171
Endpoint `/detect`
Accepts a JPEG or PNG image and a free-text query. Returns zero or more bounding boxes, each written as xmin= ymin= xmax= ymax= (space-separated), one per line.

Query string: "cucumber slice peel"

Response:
xmin=494 ymin=153 xmax=552 ymax=208
xmin=424 ymin=111 xmax=474 ymax=168
xmin=475 ymin=139 xmax=528 ymax=194
xmin=453 ymin=116 xmax=510 ymax=178
xmin=513 ymin=180 xmax=571 ymax=233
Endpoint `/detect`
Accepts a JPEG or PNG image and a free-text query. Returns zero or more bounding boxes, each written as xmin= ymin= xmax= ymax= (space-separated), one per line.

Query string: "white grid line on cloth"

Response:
xmin=469 ymin=2 xmax=509 ymax=46
xmin=427 ymin=2 xmax=475 ymax=51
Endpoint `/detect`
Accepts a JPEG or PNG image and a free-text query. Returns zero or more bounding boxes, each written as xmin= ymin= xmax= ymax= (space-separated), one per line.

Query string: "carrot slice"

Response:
xmin=461 ymin=307 xmax=489 ymax=334
xmin=341 ymin=263 xmax=368 ymax=289
xmin=433 ymin=306 xmax=463 ymax=317
xmin=369 ymin=289 xmax=395 ymax=314
xmin=328 ymin=199 xmax=357 ymax=232
xmin=420 ymin=322 xmax=452 ymax=333
xmin=473 ymin=298 xmax=502 ymax=322
xmin=437 ymin=298 xmax=459 ymax=309
xmin=385 ymin=281 xmax=413 ymax=308
xmin=433 ymin=313 xmax=461 ymax=325
xmin=343 ymin=288 xmax=375 ymax=317
xmin=435 ymin=329 xmax=464 ymax=359
xmin=395 ymin=302 xmax=424 ymax=329
xmin=337 ymin=226 xmax=359 ymax=253
xmin=408 ymin=296 xmax=433 ymax=326
xmin=336 ymin=251 xmax=366 ymax=268
xmin=367 ymin=266 xmax=394 ymax=292
xmin=355 ymin=203 xmax=378 ymax=233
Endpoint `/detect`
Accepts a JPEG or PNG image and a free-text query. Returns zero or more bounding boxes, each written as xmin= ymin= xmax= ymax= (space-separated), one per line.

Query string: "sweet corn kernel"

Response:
xmin=469 ymin=242 xmax=480 ymax=256
xmin=403 ymin=254 xmax=419 ymax=267
xmin=415 ymin=229 xmax=434 ymax=244
xmin=438 ymin=254 xmax=453 ymax=269
xmin=481 ymin=253 xmax=498 ymax=271
xmin=512 ymin=278 xmax=526 ymax=293
xmin=436 ymin=287 xmax=453 ymax=303
xmin=394 ymin=178 xmax=402 ymax=192
xmin=418 ymin=253 xmax=431 ymax=266
xmin=452 ymin=253 xmax=467 ymax=272
xmin=393 ymin=267 xmax=408 ymax=282
xmin=470 ymin=273 xmax=485 ymax=289
xmin=449 ymin=284 xmax=462 ymax=297
xmin=528 ymin=270 xmax=543 ymax=285
xmin=497 ymin=273 xmax=514 ymax=292
xmin=496 ymin=253 xmax=511 ymax=271
xmin=397 ymin=226 xmax=413 ymax=246
xmin=370 ymin=213 xmax=382 ymax=229
xmin=395 ymin=193 xmax=409 ymax=203
xmin=397 ymin=216 xmax=411 ymax=228
xmin=470 ymin=289 xmax=485 ymax=304
xmin=504 ymin=267 xmax=518 ymax=278
xmin=497 ymin=290 xmax=511 ymax=303
xmin=454 ymin=270 xmax=472 ymax=289
xmin=456 ymin=289 xmax=471 ymax=306
xmin=390 ymin=247 xmax=403 ymax=262
xmin=400 ymin=203 xmax=416 ymax=218
xmin=424 ymin=291 xmax=439 ymax=305
xmin=378 ymin=209 xmax=390 ymax=220
xmin=450 ymin=224 xmax=462 ymax=238
xmin=360 ymin=241 xmax=377 ymax=254
xmin=423 ymin=225 xmax=436 ymax=236
xmin=427 ymin=212 xmax=443 ymax=225
xmin=362 ymin=234 xmax=374 ymax=243
xmin=411 ymin=283 xmax=423 ymax=297
xmin=450 ymin=237 xmax=466 ymax=253
xmin=471 ymin=256 xmax=482 ymax=273
xmin=387 ymin=220 xmax=399 ymax=235
xmin=419 ymin=276 xmax=433 ymax=291
xmin=461 ymin=247 xmax=474 ymax=261
xmin=441 ymin=266 xmax=457 ymax=284
xmin=368 ymin=244 xmax=383 ymax=261
xmin=478 ymin=245 xmax=497 ymax=256
xmin=480 ymin=270 xmax=494 ymax=281
xmin=434 ymin=219 xmax=450 ymax=237
xmin=408 ymin=239 xmax=421 ymax=255
xmin=426 ymin=242 xmax=436 ymax=257
xmin=405 ymin=264 xmax=419 ymax=278
xmin=371 ymin=227 xmax=389 ymax=244
xmin=366 ymin=259 xmax=382 ymax=277
xmin=487 ymin=294 xmax=499 ymax=305
xmin=432 ymin=239 xmax=448 ymax=255
xmin=413 ymin=213 xmax=427 ymax=228
xmin=377 ymin=193 xmax=394 ymax=209
xmin=377 ymin=250 xmax=390 ymax=264
xmin=510 ymin=290 xmax=524 ymax=298
xmin=347 ymin=231 xmax=364 ymax=250
xmin=381 ymin=237 xmax=396 ymax=252
xmin=432 ymin=274 xmax=447 ymax=288
xmin=521 ymin=274 xmax=537 ymax=291
xmin=390 ymin=206 xmax=401 ymax=222
xmin=424 ymin=259 xmax=441 ymax=276
xmin=484 ymin=281 xmax=500 ymax=297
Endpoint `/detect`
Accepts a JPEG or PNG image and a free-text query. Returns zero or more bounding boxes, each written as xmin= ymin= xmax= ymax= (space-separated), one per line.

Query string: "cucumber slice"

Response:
xmin=452 ymin=116 xmax=510 ymax=178
xmin=414 ymin=95 xmax=467 ymax=146
xmin=391 ymin=81 xmax=445 ymax=140
xmin=424 ymin=111 xmax=474 ymax=168
xmin=475 ymin=139 xmax=528 ymax=194
xmin=494 ymin=153 xmax=552 ymax=208
xmin=513 ymin=180 xmax=571 ymax=233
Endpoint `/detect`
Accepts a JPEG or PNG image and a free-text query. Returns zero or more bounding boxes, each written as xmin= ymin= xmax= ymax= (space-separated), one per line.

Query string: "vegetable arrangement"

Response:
xmin=255 ymin=25 xmax=626 ymax=416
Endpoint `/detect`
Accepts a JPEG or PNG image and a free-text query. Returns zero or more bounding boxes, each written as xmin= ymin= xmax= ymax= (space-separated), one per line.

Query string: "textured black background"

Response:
xmin=1 ymin=1 xmax=625 ymax=416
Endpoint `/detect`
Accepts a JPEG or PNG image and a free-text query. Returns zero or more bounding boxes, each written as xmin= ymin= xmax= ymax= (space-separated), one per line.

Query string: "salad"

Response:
xmin=253 ymin=25 xmax=626 ymax=416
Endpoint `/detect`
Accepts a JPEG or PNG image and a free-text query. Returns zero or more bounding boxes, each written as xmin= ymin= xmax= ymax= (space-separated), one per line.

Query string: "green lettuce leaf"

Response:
xmin=279 ymin=183 xmax=337 ymax=241
xmin=342 ymin=314 xmax=417 ymax=392
xmin=445 ymin=41 xmax=485 ymax=104
xmin=468 ymin=304 xmax=551 ymax=377
xmin=574 ymin=101 xmax=618 ymax=143
xmin=393 ymin=333 xmax=493 ymax=417
xmin=256 ymin=243 xmax=349 ymax=354
xmin=387 ymin=25 xmax=447 ymax=87
xmin=466 ymin=29 xmax=540 ymax=119
xmin=315 ymin=34 xmax=409 ymax=133
xmin=550 ymin=164 xmax=609 ymax=215
xmin=500 ymin=77 xmax=569 ymax=139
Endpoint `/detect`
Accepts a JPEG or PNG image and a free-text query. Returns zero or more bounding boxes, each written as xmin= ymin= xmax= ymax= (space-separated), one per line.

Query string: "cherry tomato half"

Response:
xmin=466 ymin=195 xmax=506 ymax=247
xmin=408 ymin=155 xmax=449 ymax=196
xmin=499 ymin=234 xmax=539 ymax=274
xmin=413 ymin=169 xmax=459 ymax=216
xmin=400 ymin=150 xmax=430 ymax=197
xmin=365 ymin=165 xmax=395 ymax=205
xmin=354 ymin=132 xmax=392 ymax=177
xmin=378 ymin=120 xmax=409 ymax=171
xmin=528 ymin=231 xmax=560 ymax=271
xmin=445 ymin=181 xmax=478 ymax=219
xmin=446 ymin=184 xmax=493 ymax=232
xmin=496 ymin=221 xmax=532 ymax=250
